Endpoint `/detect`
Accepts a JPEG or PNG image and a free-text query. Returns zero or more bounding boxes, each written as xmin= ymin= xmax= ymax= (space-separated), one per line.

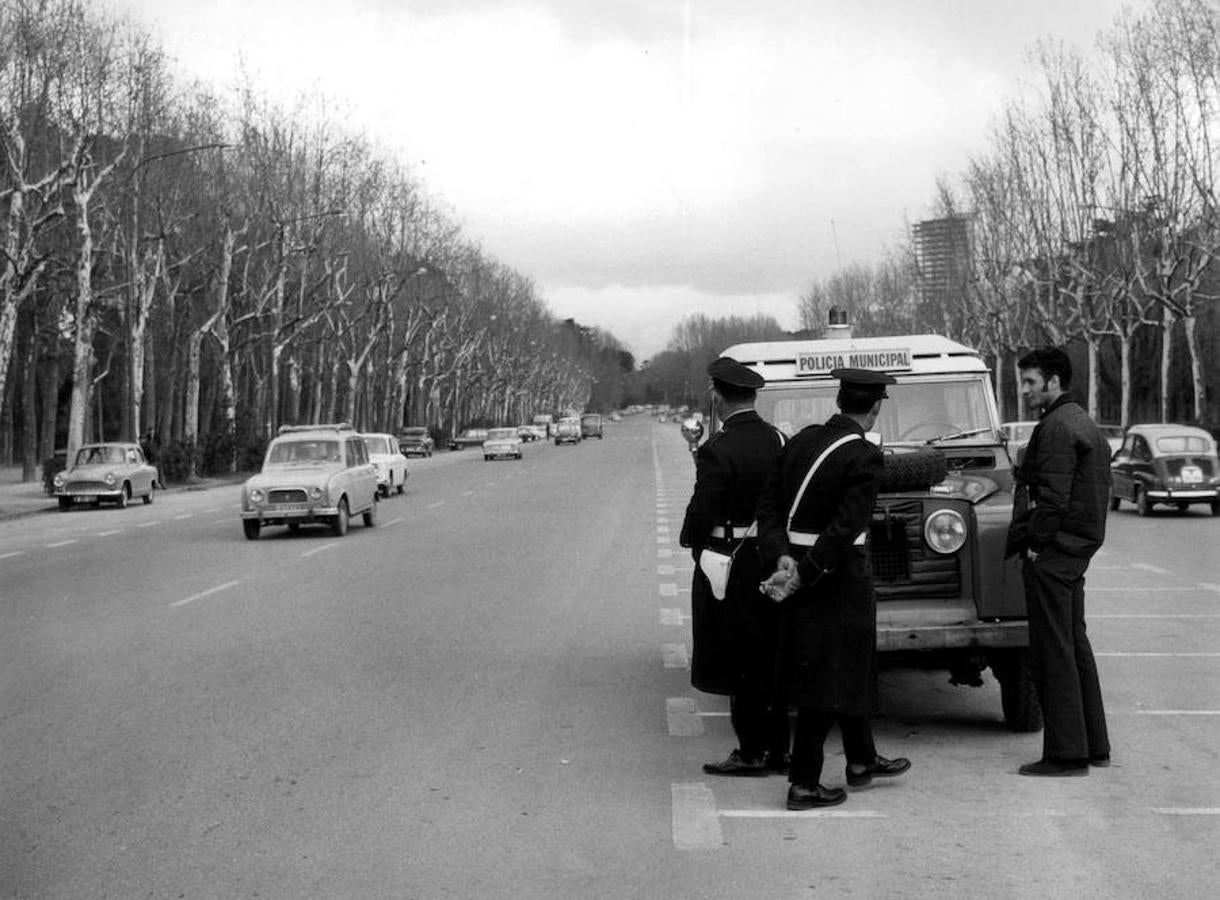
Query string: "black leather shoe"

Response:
xmin=764 ymin=751 xmax=791 ymax=775
xmin=703 ymin=749 xmax=769 ymax=777
xmin=1089 ymin=754 xmax=1111 ymax=768
xmin=846 ymin=755 xmax=912 ymax=788
xmin=786 ymin=783 xmax=847 ymax=810
xmin=1018 ymin=758 xmax=1089 ymax=777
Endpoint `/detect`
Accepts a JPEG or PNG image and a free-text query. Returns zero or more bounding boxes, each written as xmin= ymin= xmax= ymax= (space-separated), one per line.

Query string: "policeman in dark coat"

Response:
xmin=756 ymin=368 xmax=911 ymax=809
xmin=680 ymin=356 xmax=789 ymax=776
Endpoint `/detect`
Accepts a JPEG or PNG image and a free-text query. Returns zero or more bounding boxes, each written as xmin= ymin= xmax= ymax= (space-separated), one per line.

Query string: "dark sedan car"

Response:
xmin=447 ymin=427 xmax=489 ymax=451
xmin=399 ymin=426 xmax=435 ymax=457
xmin=1110 ymin=424 xmax=1220 ymax=515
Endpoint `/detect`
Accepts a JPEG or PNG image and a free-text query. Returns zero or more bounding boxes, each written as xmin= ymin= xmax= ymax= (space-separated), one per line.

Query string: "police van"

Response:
xmin=719 ymin=326 xmax=1040 ymax=731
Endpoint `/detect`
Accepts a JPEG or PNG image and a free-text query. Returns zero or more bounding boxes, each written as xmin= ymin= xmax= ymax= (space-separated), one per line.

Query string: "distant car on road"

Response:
xmin=554 ymin=417 xmax=581 ymax=445
xmin=448 ymin=427 xmax=489 ymax=451
xmin=53 ymin=442 xmax=157 ymax=509
xmin=1110 ymin=423 xmax=1220 ymax=516
xmin=398 ymin=426 xmax=435 ymax=458
xmin=240 ymin=423 xmax=378 ymax=539
xmin=517 ymin=424 xmax=545 ymax=442
xmin=580 ymin=413 xmax=604 ymax=439
xmin=483 ymin=427 xmax=524 ymax=461
xmin=360 ymin=432 xmax=409 ymax=497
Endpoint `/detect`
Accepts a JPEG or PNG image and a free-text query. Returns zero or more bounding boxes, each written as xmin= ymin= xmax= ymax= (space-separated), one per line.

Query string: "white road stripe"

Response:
xmin=1152 ymin=808 xmax=1220 ymax=816
xmin=1092 ymin=614 xmax=1220 ymax=619
xmin=1097 ymin=652 xmax=1220 ymax=657
xmin=47 ymin=539 xmax=77 ymax=548
xmin=721 ymin=809 xmax=887 ymax=819
xmin=461 ymin=490 xmax=473 ymax=496
xmin=173 ymin=514 xmax=193 ymax=520
xmin=1133 ymin=710 xmax=1220 ymax=715
xmin=698 ymin=711 xmax=730 ymax=717
xmin=666 ymin=698 xmax=704 ymax=736
xmin=1131 ymin=563 xmax=1172 ymax=574
xmin=171 ymin=580 xmax=240 ymax=608
xmin=301 ymin=542 xmax=337 ymax=557
xmin=659 ymin=583 xmax=678 ymax=597
xmin=662 ymin=643 xmax=690 ymax=668
xmin=660 ymin=608 xmax=690 ymax=626
xmin=0 ymin=551 xmax=25 ymax=560
xmin=1089 ymin=587 xmax=1210 ymax=593
xmin=383 ymin=517 xmax=403 ymax=526
xmin=96 ymin=530 xmax=121 ymax=537
xmin=426 ymin=501 xmax=445 ymax=509
xmin=672 ymin=783 xmax=723 ymax=850
xmin=137 ymin=521 xmax=159 ymax=528
xmin=657 ymin=548 xmax=673 ymax=559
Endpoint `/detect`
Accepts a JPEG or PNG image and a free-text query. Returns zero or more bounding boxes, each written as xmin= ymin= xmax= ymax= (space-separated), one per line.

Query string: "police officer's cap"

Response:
xmin=708 ymin=356 xmax=764 ymax=390
xmin=831 ymin=367 xmax=897 ymax=399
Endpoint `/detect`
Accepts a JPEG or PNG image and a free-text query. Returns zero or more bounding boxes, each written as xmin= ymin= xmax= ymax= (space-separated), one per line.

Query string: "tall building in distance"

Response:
xmin=912 ymin=216 xmax=972 ymax=325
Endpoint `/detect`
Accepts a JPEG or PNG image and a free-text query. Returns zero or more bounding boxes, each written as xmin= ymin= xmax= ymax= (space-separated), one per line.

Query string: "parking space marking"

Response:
xmin=0 ymin=550 xmax=25 ymax=560
xmin=672 ymin=783 xmax=723 ymax=850
xmin=300 ymin=542 xmax=338 ymax=558
xmin=171 ymin=580 xmax=240 ymax=608
xmin=662 ymin=643 xmax=690 ymax=668
xmin=666 ymin=698 xmax=705 ymax=736
xmin=659 ymin=583 xmax=678 ymax=597
xmin=660 ymin=608 xmax=690 ymax=626
xmin=657 ymin=548 xmax=673 ymax=558
xmin=720 ymin=809 xmax=887 ymax=819
xmin=47 ymin=539 xmax=77 ymax=548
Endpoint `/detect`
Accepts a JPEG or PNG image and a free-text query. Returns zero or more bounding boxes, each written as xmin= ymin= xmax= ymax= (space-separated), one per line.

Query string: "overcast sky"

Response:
xmin=112 ymin=0 xmax=1129 ymax=360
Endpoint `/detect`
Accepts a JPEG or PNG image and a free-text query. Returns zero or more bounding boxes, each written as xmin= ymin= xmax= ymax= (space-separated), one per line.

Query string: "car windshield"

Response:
xmin=363 ymin=436 xmax=391 ymax=455
xmin=401 ymin=429 xmax=427 ymax=438
xmin=754 ymin=375 xmax=998 ymax=444
xmin=1155 ymin=435 xmax=1212 ymax=455
xmin=487 ymin=428 xmax=517 ymax=440
xmin=75 ymin=446 xmax=124 ymax=466
xmin=267 ymin=439 xmax=341 ymax=464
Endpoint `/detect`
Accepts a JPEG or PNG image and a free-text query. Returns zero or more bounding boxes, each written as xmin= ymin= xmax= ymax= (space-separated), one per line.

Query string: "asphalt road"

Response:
xmin=2 ymin=418 xmax=1218 ymax=899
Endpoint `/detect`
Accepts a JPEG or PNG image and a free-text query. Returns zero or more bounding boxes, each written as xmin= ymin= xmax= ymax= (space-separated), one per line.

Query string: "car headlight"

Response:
xmin=248 ymin=488 xmax=264 ymax=503
xmin=310 ymin=486 xmax=323 ymax=500
xmin=924 ymin=508 xmax=967 ymax=554
xmin=104 ymin=472 xmax=116 ymax=486
xmin=53 ymin=473 xmax=65 ymax=487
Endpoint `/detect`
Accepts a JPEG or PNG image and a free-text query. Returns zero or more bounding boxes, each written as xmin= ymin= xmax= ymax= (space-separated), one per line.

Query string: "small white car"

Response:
xmin=53 ymin=442 xmax=157 ymax=509
xmin=483 ymin=427 xmax=523 ymax=461
xmin=360 ymin=432 xmax=409 ymax=497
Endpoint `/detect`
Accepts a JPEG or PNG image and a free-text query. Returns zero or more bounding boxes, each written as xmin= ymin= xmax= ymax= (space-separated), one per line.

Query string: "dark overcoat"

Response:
xmin=756 ymin=414 xmax=884 ymax=713
xmin=679 ymin=409 xmax=786 ymax=695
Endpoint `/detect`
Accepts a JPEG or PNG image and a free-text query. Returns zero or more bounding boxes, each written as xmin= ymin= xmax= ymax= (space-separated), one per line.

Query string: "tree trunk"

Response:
xmin=1085 ymin=336 xmax=1100 ymax=420
xmin=1183 ymin=315 xmax=1206 ymax=423
xmin=1159 ymin=305 xmax=1172 ymax=423
xmin=21 ymin=328 xmax=38 ymax=481
xmin=39 ymin=354 xmax=59 ymax=461
xmin=183 ymin=329 xmax=204 ymax=478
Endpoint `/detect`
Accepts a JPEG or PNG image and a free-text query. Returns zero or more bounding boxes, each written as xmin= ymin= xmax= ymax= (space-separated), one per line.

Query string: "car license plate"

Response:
xmin=1182 ymin=466 xmax=1203 ymax=484
xmin=269 ymin=502 xmax=309 ymax=511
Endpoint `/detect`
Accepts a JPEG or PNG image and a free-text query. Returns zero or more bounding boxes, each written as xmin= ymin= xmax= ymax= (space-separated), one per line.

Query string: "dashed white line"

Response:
xmin=660 ymin=608 xmax=690 ymax=626
xmin=461 ymin=490 xmax=473 ymax=497
xmin=171 ymin=580 xmax=240 ymax=608
xmin=672 ymin=783 xmax=723 ymax=850
xmin=0 ymin=550 xmax=25 ymax=560
xmin=662 ymin=643 xmax=690 ymax=668
xmin=47 ymin=539 xmax=77 ymax=548
xmin=659 ymin=583 xmax=679 ymax=597
xmin=1131 ymin=563 xmax=1172 ymax=575
xmin=666 ymin=698 xmax=704 ymax=736
xmin=1097 ymin=652 xmax=1220 ymax=657
xmin=1133 ymin=710 xmax=1220 ymax=715
xmin=301 ymin=542 xmax=338 ymax=558
xmin=383 ymin=516 xmax=403 ymax=526
xmin=657 ymin=548 xmax=673 ymax=559
xmin=173 ymin=514 xmax=193 ymax=520
xmin=426 ymin=501 xmax=445 ymax=509
xmin=137 ymin=521 xmax=159 ymax=528
xmin=1152 ymin=808 xmax=1220 ymax=816
xmin=1092 ymin=614 xmax=1220 ymax=619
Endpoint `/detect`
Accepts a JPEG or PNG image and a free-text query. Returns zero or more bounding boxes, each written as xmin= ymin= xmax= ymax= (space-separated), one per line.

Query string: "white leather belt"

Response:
xmin=787 ymin=530 xmax=867 ymax=547
xmin=710 ymin=525 xmax=754 ymax=539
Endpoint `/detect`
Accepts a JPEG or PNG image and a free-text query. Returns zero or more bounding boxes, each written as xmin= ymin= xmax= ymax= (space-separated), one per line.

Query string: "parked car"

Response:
xmin=399 ymin=426 xmax=435 ymax=458
xmin=580 ymin=413 xmax=604 ymax=439
xmin=53 ymin=442 xmax=157 ymax=509
xmin=240 ymin=423 xmax=378 ymax=539
xmin=447 ymin=427 xmax=489 ymax=451
xmin=360 ymin=432 xmax=409 ymax=497
xmin=554 ymin=417 xmax=582 ymax=445
xmin=1110 ymin=423 xmax=1220 ymax=516
xmin=483 ymin=427 xmax=524 ymax=461
xmin=517 ymin=424 xmax=546 ymax=442
xmin=1000 ymin=421 xmax=1039 ymax=465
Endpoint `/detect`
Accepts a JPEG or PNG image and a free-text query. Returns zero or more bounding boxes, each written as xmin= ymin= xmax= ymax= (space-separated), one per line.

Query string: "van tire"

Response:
xmin=992 ymin=649 xmax=1043 ymax=733
xmin=880 ymin=447 xmax=948 ymax=493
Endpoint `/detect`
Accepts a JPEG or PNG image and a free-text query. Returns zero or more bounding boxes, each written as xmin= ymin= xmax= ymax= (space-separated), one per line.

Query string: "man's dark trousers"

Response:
xmin=1023 ymin=549 xmax=1110 ymax=761
xmin=789 ymin=711 xmax=876 ymax=784
xmin=729 ymin=690 xmax=789 ymax=760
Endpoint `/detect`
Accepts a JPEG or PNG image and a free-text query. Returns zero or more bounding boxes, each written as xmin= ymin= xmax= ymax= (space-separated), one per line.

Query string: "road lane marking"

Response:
xmin=461 ymin=490 xmax=473 ymax=496
xmin=1199 ymin=583 xmax=1220 ymax=593
xmin=657 ymin=548 xmax=673 ymax=558
xmin=171 ymin=580 xmax=240 ymax=608
xmin=660 ymin=608 xmax=690 ymax=626
xmin=1092 ymin=614 xmax=1220 ymax=619
xmin=137 ymin=521 xmax=159 ymax=528
xmin=47 ymin=539 xmax=77 ymax=548
xmin=666 ymin=698 xmax=705 ymax=736
xmin=301 ymin=542 xmax=337 ymax=558
xmin=659 ymin=583 xmax=678 ymax=597
xmin=656 ymin=517 xmax=670 ymax=525
xmin=1133 ymin=710 xmax=1220 ymax=715
xmin=1097 ymin=652 xmax=1220 ymax=657
xmin=96 ymin=530 xmax=121 ymax=537
xmin=720 ymin=809 xmax=887 ymax=819
xmin=662 ymin=643 xmax=690 ymax=668
xmin=0 ymin=551 xmax=25 ymax=560
xmin=383 ymin=517 xmax=403 ymax=526
xmin=1152 ymin=808 xmax=1220 ymax=816
xmin=426 ymin=501 xmax=445 ymax=509
xmin=174 ymin=514 xmax=193 ymax=520
xmin=672 ymin=783 xmax=723 ymax=850
xmin=1090 ymin=587 xmax=1211 ymax=593
xmin=1131 ymin=563 xmax=1171 ymax=574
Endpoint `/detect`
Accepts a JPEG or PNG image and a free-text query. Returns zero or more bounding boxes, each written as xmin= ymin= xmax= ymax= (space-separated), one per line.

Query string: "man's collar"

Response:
xmin=721 ymin=407 xmax=757 ymax=423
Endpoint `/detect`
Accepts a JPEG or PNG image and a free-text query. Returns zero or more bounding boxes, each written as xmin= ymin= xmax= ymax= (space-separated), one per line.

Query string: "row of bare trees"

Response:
xmin=0 ymin=0 xmax=629 ymax=480
xmin=797 ymin=0 xmax=1220 ymax=428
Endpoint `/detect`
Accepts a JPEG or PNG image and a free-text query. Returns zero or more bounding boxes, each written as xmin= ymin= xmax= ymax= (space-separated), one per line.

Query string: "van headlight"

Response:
xmin=924 ymin=509 xmax=967 ymax=554
xmin=310 ymin=486 xmax=324 ymax=500
xmin=248 ymin=488 xmax=264 ymax=503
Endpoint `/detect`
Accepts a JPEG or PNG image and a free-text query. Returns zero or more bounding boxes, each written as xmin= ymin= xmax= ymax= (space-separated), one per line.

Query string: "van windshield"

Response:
xmin=753 ymin=375 xmax=999 ymax=444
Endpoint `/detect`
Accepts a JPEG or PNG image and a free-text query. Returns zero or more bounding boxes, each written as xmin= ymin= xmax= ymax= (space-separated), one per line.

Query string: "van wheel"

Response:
xmin=991 ymin=649 xmax=1043 ymax=733
xmin=242 ymin=519 xmax=260 ymax=540
xmin=362 ymin=498 xmax=377 ymax=528
xmin=1136 ymin=488 xmax=1152 ymax=516
xmin=332 ymin=498 xmax=349 ymax=536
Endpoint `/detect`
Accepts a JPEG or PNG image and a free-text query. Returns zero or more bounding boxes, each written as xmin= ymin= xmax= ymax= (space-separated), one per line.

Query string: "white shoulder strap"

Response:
xmin=786 ymin=434 xmax=863 ymax=531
